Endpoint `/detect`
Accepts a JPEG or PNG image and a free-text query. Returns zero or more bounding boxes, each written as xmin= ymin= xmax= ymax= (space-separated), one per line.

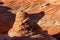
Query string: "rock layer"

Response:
xmin=0 ymin=0 xmax=60 ymax=40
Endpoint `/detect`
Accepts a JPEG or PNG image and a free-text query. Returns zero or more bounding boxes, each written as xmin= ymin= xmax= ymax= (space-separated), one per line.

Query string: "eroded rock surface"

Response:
xmin=8 ymin=10 xmax=56 ymax=40
xmin=0 ymin=0 xmax=60 ymax=40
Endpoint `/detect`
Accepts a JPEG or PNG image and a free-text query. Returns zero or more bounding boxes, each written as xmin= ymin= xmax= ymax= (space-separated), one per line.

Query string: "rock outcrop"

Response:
xmin=8 ymin=10 xmax=56 ymax=40
xmin=0 ymin=0 xmax=60 ymax=40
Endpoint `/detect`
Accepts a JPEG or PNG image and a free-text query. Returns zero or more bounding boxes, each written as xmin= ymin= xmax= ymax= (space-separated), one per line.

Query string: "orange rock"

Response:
xmin=38 ymin=5 xmax=60 ymax=35
xmin=45 ymin=0 xmax=60 ymax=5
xmin=8 ymin=11 xmax=56 ymax=40
xmin=0 ymin=0 xmax=60 ymax=37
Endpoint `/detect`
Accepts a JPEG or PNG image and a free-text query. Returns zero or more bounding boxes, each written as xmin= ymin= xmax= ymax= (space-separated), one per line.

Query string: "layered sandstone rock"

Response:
xmin=8 ymin=10 xmax=57 ymax=40
xmin=45 ymin=0 xmax=60 ymax=5
xmin=38 ymin=4 xmax=60 ymax=35
xmin=0 ymin=0 xmax=60 ymax=40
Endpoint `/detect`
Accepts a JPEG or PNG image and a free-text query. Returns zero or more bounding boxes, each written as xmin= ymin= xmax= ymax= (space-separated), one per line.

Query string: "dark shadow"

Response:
xmin=24 ymin=11 xmax=45 ymax=23
xmin=21 ymin=11 xmax=45 ymax=34
xmin=52 ymin=32 xmax=60 ymax=40
xmin=0 ymin=6 xmax=11 ymax=13
xmin=10 ymin=36 xmax=46 ymax=40
xmin=0 ymin=2 xmax=4 ymax=4
xmin=0 ymin=2 xmax=16 ymax=33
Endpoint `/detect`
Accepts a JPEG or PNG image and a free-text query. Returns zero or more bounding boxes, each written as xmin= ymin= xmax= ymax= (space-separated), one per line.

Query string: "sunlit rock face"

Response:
xmin=0 ymin=0 xmax=60 ymax=37
xmin=45 ymin=0 xmax=60 ymax=5
xmin=38 ymin=5 xmax=60 ymax=35
xmin=8 ymin=8 xmax=57 ymax=40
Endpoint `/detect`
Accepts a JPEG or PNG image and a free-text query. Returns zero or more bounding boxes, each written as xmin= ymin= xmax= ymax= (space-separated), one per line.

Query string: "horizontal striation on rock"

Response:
xmin=0 ymin=0 xmax=60 ymax=40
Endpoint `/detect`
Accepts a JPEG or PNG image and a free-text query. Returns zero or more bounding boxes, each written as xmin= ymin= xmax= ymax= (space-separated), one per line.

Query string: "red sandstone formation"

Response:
xmin=0 ymin=0 xmax=60 ymax=40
